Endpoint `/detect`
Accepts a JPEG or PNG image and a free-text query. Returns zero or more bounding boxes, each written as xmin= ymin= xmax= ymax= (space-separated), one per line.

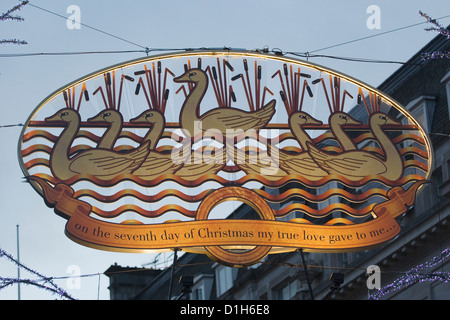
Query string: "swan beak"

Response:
xmin=45 ymin=111 xmax=62 ymax=122
xmin=130 ymin=115 xmax=144 ymax=123
xmin=309 ymin=118 xmax=323 ymax=126
xmin=386 ymin=117 xmax=401 ymax=126
xmin=130 ymin=114 xmax=153 ymax=125
xmin=346 ymin=117 xmax=363 ymax=126
xmin=87 ymin=114 xmax=103 ymax=122
xmin=173 ymin=72 xmax=190 ymax=83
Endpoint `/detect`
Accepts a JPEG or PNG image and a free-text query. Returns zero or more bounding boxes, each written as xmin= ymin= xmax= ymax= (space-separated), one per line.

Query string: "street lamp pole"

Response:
xmin=16 ymin=224 xmax=20 ymax=300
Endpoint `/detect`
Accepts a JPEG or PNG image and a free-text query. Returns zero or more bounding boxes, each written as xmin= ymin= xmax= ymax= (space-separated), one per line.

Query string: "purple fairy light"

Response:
xmin=368 ymin=247 xmax=450 ymax=300
xmin=0 ymin=248 xmax=75 ymax=300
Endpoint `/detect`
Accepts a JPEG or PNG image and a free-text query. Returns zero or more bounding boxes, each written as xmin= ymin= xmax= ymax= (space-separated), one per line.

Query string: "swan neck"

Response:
xmin=143 ymin=121 xmax=164 ymax=149
xmin=50 ymin=120 xmax=79 ymax=178
xmin=291 ymin=124 xmax=312 ymax=151
xmin=331 ymin=123 xmax=356 ymax=151
xmin=180 ymin=78 xmax=207 ymax=135
xmin=371 ymin=122 xmax=400 ymax=162
xmin=98 ymin=121 xmax=121 ymax=149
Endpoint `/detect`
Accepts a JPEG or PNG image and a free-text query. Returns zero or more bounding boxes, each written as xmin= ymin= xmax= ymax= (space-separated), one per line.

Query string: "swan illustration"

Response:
xmin=87 ymin=109 xmax=123 ymax=149
xmin=173 ymin=68 xmax=276 ymax=138
xmin=45 ymin=108 xmax=149 ymax=181
xmin=267 ymin=111 xmax=328 ymax=179
xmin=288 ymin=111 xmax=323 ymax=151
xmin=129 ymin=110 xmax=191 ymax=178
xmin=307 ymin=112 xmax=403 ymax=181
xmin=130 ymin=109 xmax=166 ymax=150
xmin=328 ymin=112 xmax=362 ymax=151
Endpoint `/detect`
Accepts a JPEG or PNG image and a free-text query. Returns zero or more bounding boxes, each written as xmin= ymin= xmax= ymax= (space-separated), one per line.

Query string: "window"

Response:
xmin=403 ymin=95 xmax=436 ymax=132
xmin=441 ymin=71 xmax=450 ymax=120
xmin=442 ymin=159 xmax=449 ymax=184
xmin=439 ymin=158 xmax=450 ymax=197
xmin=215 ymin=265 xmax=234 ymax=296
xmin=193 ymin=287 xmax=203 ymax=300
xmin=192 ymin=274 xmax=214 ymax=300
xmin=276 ymin=280 xmax=297 ymax=300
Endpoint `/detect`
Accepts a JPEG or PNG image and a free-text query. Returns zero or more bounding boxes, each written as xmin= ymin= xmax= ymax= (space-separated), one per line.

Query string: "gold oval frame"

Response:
xmin=17 ymin=49 xmax=433 ymax=266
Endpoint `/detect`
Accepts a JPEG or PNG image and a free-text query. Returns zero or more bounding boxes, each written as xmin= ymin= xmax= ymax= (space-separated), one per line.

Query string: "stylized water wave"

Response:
xmin=254 ymin=187 xmax=388 ymax=203
xmin=28 ymin=171 xmax=426 ymax=189
xmin=284 ymin=217 xmax=356 ymax=225
xmin=90 ymin=203 xmax=197 ymax=219
xmin=22 ymin=126 xmax=429 ymax=222
xmin=74 ymin=184 xmax=388 ymax=205
xmin=87 ymin=197 xmax=376 ymax=219
xmin=273 ymin=202 xmax=376 ymax=218
xmin=74 ymin=188 xmax=213 ymax=203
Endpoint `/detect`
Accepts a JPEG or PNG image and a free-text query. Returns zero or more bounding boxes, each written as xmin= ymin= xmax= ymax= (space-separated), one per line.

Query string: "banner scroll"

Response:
xmin=29 ymin=176 xmax=426 ymax=266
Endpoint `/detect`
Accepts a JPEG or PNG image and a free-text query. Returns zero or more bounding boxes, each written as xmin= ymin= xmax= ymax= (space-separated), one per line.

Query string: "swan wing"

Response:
xmin=308 ymin=143 xmax=387 ymax=177
xmin=166 ymin=142 xmax=192 ymax=165
xmin=133 ymin=152 xmax=181 ymax=176
xmin=268 ymin=144 xmax=328 ymax=176
xmin=175 ymin=161 xmax=223 ymax=177
xmin=228 ymin=146 xmax=286 ymax=176
xmin=286 ymin=155 xmax=327 ymax=172
xmin=201 ymin=101 xmax=275 ymax=132
xmin=69 ymin=142 xmax=149 ymax=177
xmin=175 ymin=149 xmax=225 ymax=177
xmin=221 ymin=103 xmax=275 ymax=128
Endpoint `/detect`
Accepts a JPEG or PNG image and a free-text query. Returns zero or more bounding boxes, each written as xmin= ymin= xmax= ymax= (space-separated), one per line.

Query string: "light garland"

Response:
xmin=0 ymin=1 xmax=28 ymax=22
xmin=421 ymin=51 xmax=450 ymax=60
xmin=0 ymin=276 xmax=75 ymax=299
xmin=419 ymin=11 xmax=450 ymax=61
xmin=0 ymin=1 xmax=28 ymax=46
xmin=419 ymin=11 xmax=450 ymax=39
xmin=0 ymin=248 xmax=75 ymax=300
xmin=368 ymin=247 xmax=450 ymax=300
xmin=2 ymin=241 xmax=450 ymax=300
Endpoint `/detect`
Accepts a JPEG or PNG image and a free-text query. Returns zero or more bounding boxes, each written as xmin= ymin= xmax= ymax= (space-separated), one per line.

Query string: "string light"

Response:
xmin=0 ymin=276 xmax=75 ymax=299
xmin=419 ymin=11 xmax=450 ymax=61
xmin=419 ymin=11 xmax=450 ymax=39
xmin=0 ymin=1 xmax=28 ymax=22
xmin=2 ymin=241 xmax=450 ymax=300
xmin=0 ymin=39 xmax=27 ymax=45
xmin=1 ymin=1 xmax=29 ymax=46
xmin=0 ymin=248 xmax=75 ymax=300
xmin=421 ymin=51 xmax=450 ymax=60
xmin=368 ymin=247 xmax=450 ymax=300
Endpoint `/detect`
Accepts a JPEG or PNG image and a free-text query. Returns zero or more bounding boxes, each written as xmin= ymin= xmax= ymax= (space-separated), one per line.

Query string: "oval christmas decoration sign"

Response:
xmin=19 ymin=50 xmax=432 ymax=267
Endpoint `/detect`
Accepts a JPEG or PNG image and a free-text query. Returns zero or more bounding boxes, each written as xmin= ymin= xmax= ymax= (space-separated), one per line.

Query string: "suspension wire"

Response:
xmin=284 ymin=51 xmax=423 ymax=65
xmin=307 ymin=13 xmax=450 ymax=54
xmin=9 ymin=1 xmax=450 ymax=63
xmin=0 ymin=50 xmax=146 ymax=58
xmin=25 ymin=1 xmax=149 ymax=50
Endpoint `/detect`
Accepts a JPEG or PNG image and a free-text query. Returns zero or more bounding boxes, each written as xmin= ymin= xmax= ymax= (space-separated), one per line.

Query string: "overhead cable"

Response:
xmin=25 ymin=2 xmax=149 ymax=50
xmin=307 ymin=13 xmax=450 ymax=54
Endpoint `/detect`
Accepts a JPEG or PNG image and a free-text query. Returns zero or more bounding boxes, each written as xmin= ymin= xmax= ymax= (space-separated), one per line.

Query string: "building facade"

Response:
xmin=106 ymin=30 xmax=450 ymax=300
